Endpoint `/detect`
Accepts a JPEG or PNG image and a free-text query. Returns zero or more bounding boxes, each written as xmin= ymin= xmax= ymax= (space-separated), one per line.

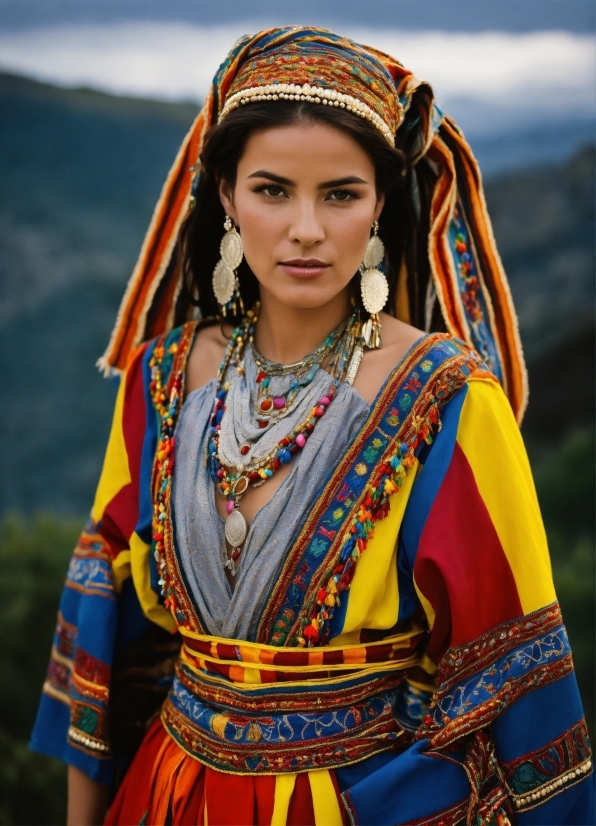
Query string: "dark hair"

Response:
xmin=174 ymin=100 xmax=439 ymax=330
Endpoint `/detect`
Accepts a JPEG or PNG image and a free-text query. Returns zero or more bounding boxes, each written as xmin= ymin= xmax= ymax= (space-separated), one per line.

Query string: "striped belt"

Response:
xmin=161 ymin=627 xmax=424 ymax=774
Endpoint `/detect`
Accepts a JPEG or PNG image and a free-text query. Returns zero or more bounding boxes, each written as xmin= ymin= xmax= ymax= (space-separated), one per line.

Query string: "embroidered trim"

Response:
xmin=175 ymin=656 xmax=409 ymax=712
xmin=503 ymin=719 xmax=593 ymax=811
xmin=68 ymin=698 xmax=111 ymax=758
xmin=260 ymin=335 xmax=482 ymax=647
xmin=67 ymin=724 xmax=111 ymax=755
xmin=417 ymin=604 xmax=574 ymax=747
xmin=149 ymin=322 xmax=201 ymax=631
xmin=510 ymin=758 xmax=592 ymax=812
xmin=161 ymin=667 xmax=409 ymax=774
xmin=449 ymin=203 xmax=502 ymax=380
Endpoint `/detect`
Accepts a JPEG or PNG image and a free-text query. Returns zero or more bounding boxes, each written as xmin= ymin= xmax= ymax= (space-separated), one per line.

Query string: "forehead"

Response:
xmin=237 ymin=121 xmax=375 ymax=180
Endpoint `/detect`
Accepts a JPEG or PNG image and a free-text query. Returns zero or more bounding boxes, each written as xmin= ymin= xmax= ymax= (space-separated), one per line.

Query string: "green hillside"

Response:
xmin=0 ymin=72 xmax=593 ymax=824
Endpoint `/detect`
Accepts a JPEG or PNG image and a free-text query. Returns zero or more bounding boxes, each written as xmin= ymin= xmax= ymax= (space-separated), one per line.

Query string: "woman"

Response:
xmin=31 ymin=27 xmax=593 ymax=826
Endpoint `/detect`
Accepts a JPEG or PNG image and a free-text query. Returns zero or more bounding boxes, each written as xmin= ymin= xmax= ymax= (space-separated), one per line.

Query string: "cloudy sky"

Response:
xmin=0 ymin=0 xmax=594 ymax=140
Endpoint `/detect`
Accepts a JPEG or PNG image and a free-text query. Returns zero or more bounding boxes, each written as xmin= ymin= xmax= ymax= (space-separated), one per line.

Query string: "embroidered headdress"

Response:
xmin=98 ymin=26 xmax=527 ymax=421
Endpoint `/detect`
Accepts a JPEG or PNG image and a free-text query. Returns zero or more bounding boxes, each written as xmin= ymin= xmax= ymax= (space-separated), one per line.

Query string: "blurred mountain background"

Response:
xmin=0 ymin=6 xmax=594 ymax=819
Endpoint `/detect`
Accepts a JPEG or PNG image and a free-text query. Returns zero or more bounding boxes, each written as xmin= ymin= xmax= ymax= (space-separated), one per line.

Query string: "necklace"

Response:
xmin=207 ymin=304 xmax=364 ymax=577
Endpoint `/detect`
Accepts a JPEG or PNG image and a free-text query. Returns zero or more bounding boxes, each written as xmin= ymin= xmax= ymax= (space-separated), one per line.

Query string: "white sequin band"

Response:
xmin=218 ymin=83 xmax=401 ymax=145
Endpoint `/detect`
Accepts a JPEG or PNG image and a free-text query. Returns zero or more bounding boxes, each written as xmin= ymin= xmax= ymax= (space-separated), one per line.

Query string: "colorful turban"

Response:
xmin=98 ymin=26 xmax=528 ymax=421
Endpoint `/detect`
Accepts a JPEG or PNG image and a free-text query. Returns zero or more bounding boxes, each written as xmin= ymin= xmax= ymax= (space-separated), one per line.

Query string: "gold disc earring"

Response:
xmin=360 ymin=221 xmax=388 ymax=348
xmin=212 ymin=215 xmax=245 ymax=316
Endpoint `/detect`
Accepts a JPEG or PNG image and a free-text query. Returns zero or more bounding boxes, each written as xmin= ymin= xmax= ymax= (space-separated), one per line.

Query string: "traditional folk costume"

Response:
xmin=31 ymin=28 xmax=593 ymax=826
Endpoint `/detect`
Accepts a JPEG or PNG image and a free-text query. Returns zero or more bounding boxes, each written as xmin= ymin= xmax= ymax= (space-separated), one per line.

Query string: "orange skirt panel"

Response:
xmin=105 ymin=717 xmax=346 ymax=826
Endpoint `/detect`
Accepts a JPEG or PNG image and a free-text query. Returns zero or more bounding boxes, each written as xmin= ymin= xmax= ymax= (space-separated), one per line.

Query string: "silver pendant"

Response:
xmin=224 ymin=508 xmax=247 ymax=548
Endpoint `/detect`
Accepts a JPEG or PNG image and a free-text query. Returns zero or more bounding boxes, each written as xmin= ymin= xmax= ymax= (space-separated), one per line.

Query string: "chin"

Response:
xmin=263 ymin=282 xmax=351 ymax=312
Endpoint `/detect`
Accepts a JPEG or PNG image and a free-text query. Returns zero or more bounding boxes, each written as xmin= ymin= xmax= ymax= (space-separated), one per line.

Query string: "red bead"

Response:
xmin=258 ymin=420 xmax=268 ymax=429
xmin=314 ymin=407 xmax=325 ymax=417
xmin=231 ymin=548 xmax=241 ymax=560
xmin=306 ymin=423 xmax=315 ymax=433
xmin=248 ymin=471 xmax=260 ymax=482
xmin=280 ymin=437 xmax=291 ymax=447
xmin=256 ymin=371 xmax=266 ymax=383
xmin=240 ymin=445 xmax=250 ymax=455
xmin=273 ymin=458 xmax=280 ymax=470
xmin=259 ymin=398 xmax=272 ymax=411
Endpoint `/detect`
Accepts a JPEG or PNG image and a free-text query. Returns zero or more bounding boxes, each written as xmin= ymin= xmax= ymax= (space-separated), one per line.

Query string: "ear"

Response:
xmin=373 ymin=192 xmax=385 ymax=222
xmin=218 ymin=177 xmax=238 ymax=226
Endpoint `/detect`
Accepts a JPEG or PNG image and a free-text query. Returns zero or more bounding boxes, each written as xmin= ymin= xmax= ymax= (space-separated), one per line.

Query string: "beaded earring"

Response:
xmin=360 ymin=221 xmax=388 ymax=348
xmin=212 ymin=215 xmax=245 ymax=316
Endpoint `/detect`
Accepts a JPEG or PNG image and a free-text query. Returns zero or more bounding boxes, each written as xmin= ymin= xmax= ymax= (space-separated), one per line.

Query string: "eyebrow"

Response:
xmin=247 ymin=170 xmax=369 ymax=188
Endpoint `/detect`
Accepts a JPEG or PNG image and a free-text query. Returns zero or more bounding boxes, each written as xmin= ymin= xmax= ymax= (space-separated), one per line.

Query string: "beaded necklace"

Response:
xmin=207 ymin=305 xmax=363 ymax=577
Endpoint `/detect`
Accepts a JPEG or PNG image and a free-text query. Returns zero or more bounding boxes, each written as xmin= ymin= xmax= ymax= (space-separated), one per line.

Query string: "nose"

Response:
xmin=288 ymin=200 xmax=325 ymax=248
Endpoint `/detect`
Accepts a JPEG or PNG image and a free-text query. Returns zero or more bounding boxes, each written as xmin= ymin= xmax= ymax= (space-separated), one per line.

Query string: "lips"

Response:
xmin=279 ymin=258 xmax=330 ymax=279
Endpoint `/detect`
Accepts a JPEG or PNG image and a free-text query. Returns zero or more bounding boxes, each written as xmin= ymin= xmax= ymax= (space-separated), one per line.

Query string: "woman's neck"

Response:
xmin=254 ymin=289 xmax=352 ymax=364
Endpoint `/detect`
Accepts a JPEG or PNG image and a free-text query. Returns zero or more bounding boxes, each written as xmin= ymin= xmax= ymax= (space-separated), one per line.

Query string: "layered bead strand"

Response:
xmin=207 ymin=305 xmax=363 ymax=577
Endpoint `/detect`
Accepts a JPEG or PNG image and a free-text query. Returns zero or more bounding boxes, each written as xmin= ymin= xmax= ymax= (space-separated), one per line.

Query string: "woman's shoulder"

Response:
xmin=353 ymin=314 xmax=425 ymax=404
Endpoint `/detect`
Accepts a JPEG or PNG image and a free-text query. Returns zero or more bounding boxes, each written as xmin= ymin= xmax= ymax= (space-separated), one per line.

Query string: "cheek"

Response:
xmin=328 ymin=206 xmax=374 ymax=268
xmin=235 ymin=199 xmax=282 ymax=267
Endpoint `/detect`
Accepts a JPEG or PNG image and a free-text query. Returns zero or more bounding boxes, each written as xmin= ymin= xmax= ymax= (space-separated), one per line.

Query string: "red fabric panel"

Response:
xmin=105 ymin=717 xmax=341 ymax=825
xmin=287 ymin=773 xmax=316 ymax=825
xmin=97 ymin=343 xmax=148 ymax=555
xmin=100 ymin=482 xmax=136 ymax=558
xmin=205 ymin=771 xmax=255 ymax=825
xmin=254 ymin=775 xmax=276 ymax=826
xmin=414 ymin=442 xmax=523 ymax=662
xmin=106 ymin=718 xmax=277 ymax=826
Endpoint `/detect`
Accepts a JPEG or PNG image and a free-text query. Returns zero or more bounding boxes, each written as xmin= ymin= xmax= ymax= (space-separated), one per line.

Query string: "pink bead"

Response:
xmin=226 ymin=500 xmax=235 ymax=514
xmin=273 ymin=396 xmax=286 ymax=409
xmin=296 ymin=433 xmax=306 ymax=448
xmin=318 ymin=396 xmax=331 ymax=406
xmin=217 ymin=468 xmax=224 ymax=479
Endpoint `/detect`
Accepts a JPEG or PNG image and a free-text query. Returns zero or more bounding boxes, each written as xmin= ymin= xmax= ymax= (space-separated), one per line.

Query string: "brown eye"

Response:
xmin=259 ymin=185 xmax=286 ymax=198
xmin=327 ymin=189 xmax=357 ymax=202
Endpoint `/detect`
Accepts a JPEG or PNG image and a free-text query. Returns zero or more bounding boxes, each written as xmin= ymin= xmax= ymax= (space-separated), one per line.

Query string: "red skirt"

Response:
xmin=105 ymin=717 xmax=346 ymax=826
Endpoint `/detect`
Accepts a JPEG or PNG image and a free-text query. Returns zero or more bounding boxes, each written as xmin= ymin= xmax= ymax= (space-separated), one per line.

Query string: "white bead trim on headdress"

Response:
xmin=218 ymin=83 xmax=402 ymax=145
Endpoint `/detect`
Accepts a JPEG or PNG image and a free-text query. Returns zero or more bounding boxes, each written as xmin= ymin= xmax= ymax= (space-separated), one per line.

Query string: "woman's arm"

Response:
xmin=67 ymin=766 xmax=110 ymax=826
xmin=341 ymin=375 xmax=593 ymax=825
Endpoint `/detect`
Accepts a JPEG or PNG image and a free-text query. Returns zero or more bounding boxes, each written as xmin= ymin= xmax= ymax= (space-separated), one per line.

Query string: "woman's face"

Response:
xmin=219 ymin=120 xmax=384 ymax=312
